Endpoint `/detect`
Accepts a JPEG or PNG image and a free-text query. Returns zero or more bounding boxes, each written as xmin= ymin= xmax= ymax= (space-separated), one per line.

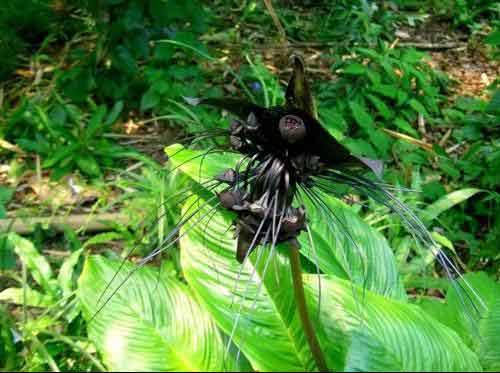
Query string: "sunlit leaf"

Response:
xmin=78 ymin=255 xmax=226 ymax=371
xmin=423 ymin=188 xmax=483 ymax=222
xmin=7 ymin=233 xmax=57 ymax=296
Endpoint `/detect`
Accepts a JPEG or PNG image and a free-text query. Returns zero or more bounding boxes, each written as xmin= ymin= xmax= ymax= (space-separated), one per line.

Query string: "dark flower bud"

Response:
xmin=230 ymin=135 xmax=244 ymax=150
xmin=246 ymin=112 xmax=259 ymax=131
xmin=218 ymin=190 xmax=244 ymax=209
xmin=230 ymin=119 xmax=244 ymax=135
xmin=215 ymin=169 xmax=237 ymax=185
xmin=282 ymin=206 xmax=306 ymax=233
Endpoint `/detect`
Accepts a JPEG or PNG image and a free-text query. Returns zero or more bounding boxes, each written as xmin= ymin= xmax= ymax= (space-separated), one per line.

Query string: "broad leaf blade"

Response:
xmin=179 ymin=190 xmax=481 ymax=372
xmin=8 ymin=233 xmax=56 ymax=295
xmin=165 ymin=143 xmax=239 ymax=185
xmin=304 ymin=275 xmax=482 ymax=372
xmin=179 ymin=192 xmax=315 ymax=371
xmin=299 ymin=192 xmax=406 ymax=301
xmin=445 ymin=272 xmax=500 ymax=370
xmin=168 ymin=144 xmax=405 ymax=300
xmin=78 ymin=255 xmax=226 ymax=372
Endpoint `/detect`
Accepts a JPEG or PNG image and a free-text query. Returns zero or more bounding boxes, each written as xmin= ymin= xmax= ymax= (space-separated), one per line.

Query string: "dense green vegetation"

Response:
xmin=0 ymin=0 xmax=499 ymax=371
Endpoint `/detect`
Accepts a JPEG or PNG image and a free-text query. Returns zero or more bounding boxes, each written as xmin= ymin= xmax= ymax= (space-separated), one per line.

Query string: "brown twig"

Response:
xmin=398 ymin=41 xmax=466 ymax=51
xmin=263 ymin=0 xmax=288 ymax=46
xmin=0 ymin=213 xmax=129 ymax=234
xmin=0 ymin=139 xmax=26 ymax=155
xmin=381 ymin=128 xmax=434 ymax=152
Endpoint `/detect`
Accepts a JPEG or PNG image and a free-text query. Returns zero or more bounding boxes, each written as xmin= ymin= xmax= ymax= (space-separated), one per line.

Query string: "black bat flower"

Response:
xmin=181 ymin=54 xmax=484 ymax=318
xmin=185 ymin=55 xmax=384 ymax=263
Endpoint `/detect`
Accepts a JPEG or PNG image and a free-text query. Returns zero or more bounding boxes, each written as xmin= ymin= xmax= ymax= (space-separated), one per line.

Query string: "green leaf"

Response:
xmin=299 ymin=192 xmax=406 ymax=300
xmin=86 ymin=105 xmax=107 ymax=140
xmin=0 ymin=187 xmax=13 ymax=219
xmin=7 ymin=233 xmax=56 ymax=295
xmin=165 ymin=143 xmax=239 ymax=184
xmin=423 ymin=188 xmax=483 ymax=222
xmin=480 ymin=298 xmax=500 ymax=371
xmin=342 ymin=63 xmax=367 ymax=75
xmin=57 ymin=249 xmax=83 ymax=298
xmin=76 ymin=154 xmax=101 ymax=177
xmin=82 ymin=232 xmax=124 ymax=248
xmin=394 ymin=117 xmax=418 ymax=137
xmin=0 ymin=287 xmax=54 ymax=308
xmin=180 ymin=192 xmax=316 ymax=371
xmin=370 ymin=84 xmax=398 ymax=99
xmin=343 ymin=329 xmax=401 ymax=371
xmin=409 ymin=98 xmax=429 ymax=117
xmin=366 ymin=94 xmax=392 ymax=120
xmin=111 ymin=45 xmax=137 ymax=76
xmin=78 ymin=255 xmax=226 ymax=371
xmin=104 ymin=101 xmax=124 ymax=126
xmin=445 ymin=272 xmax=500 ymax=370
xmin=486 ymin=90 xmax=500 ymax=114
xmin=439 ymin=158 xmax=461 ymax=179
xmin=42 ymin=143 xmax=80 ymax=169
xmin=140 ymin=88 xmax=161 ymax=112
xmin=179 ymin=190 xmax=480 ymax=372
xmin=305 ymin=275 xmax=482 ymax=372
xmin=485 ymin=29 xmax=500 ymax=46
xmin=349 ymin=101 xmax=375 ymax=131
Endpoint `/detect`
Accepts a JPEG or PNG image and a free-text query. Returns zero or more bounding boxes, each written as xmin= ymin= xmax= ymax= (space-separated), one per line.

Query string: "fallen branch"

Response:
xmin=0 ymin=213 xmax=129 ymax=234
xmin=0 ymin=139 xmax=26 ymax=155
xmin=221 ymin=40 xmax=467 ymax=51
xmin=381 ymin=128 xmax=434 ymax=152
xmin=398 ymin=41 xmax=466 ymax=51
xmin=263 ymin=0 xmax=288 ymax=46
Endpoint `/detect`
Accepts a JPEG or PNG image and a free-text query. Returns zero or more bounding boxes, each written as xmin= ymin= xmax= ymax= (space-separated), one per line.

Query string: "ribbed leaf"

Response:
xmin=445 ymin=272 xmax=500 ymax=371
xmin=78 ymin=255 xmax=226 ymax=372
xmin=304 ymin=275 xmax=482 ymax=372
xmin=180 ymin=192 xmax=316 ymax=371
xmin=481 ymin=298 xmax=500 ymax=372
xmin=166 ymin=143 xmax=239 ymax=185
xmin=170 ymin=143 xmax=479 ymax=371
xmin=179 ymin=191 xmax=480 ymax=372
xmin=299 ymin=193 xmax=406 ymax=300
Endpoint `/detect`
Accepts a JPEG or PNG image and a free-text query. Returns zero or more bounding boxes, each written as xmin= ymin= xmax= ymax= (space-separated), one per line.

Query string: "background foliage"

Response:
xmin=0 ymin=0 xmax=499 ymax=371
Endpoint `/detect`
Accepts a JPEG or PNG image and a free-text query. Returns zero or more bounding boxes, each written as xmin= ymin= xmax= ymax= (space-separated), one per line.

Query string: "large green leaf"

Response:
xmin=180 ymin=191 xmax=480 ymax=372
xmin=165 ymin=143 xmax=239 ymax=185
xmin=78 ymin=255 xmax=226 ymax=371
xmin=299 ymin=192 xmax=406 ymax=301
xmin=303 ymin=275 xmax=481 ymax=372
xmin=180 ymin=191 xmax=316 ymax=371
xmin=445 ymin=272 xmax=500 ymax=371
xmin=480 ymin=298 xmax=500 ymax=372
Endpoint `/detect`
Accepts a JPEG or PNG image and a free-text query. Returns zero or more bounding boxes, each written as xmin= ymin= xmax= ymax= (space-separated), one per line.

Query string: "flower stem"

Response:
xmin=288 ymin=241 xmax=328 ymax=372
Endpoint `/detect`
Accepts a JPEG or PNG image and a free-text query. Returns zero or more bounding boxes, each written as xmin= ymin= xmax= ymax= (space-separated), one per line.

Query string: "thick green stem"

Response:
xmin=288 ymin=241 xmax=328 ymax=372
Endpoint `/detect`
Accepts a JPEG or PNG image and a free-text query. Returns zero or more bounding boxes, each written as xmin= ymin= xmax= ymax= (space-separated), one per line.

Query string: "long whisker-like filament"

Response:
xmin=325 ymin=170 xmax=487 ymax=321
